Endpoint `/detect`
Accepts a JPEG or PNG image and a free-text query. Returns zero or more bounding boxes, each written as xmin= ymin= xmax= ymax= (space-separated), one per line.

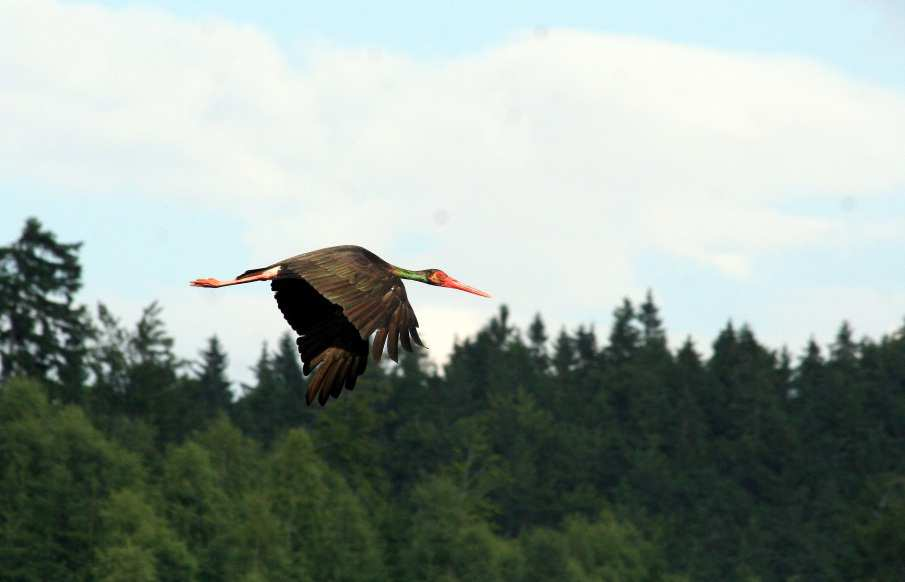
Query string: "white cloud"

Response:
xmin=705 ymin=253 xmax=752 ymax=280
xmin=3 ymin=0 xmax=905 ymax=382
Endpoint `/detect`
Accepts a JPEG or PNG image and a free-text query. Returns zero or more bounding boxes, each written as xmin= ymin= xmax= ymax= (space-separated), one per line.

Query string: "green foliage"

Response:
xmin=0 ymin=218 xmax=91 ymax=401
xmin=87 ymin=303 xmax=132 ymax=421
xmin=193 ymin=415 xmax=262 ymax=497
xmin=267 ymin=428 xmax=385 ymax=581
xmin=518 ymin=526 xmax=585 ymax=582
xmin=527 ymin=313 xmax=549 ymax=372
xmin=400 ymin=474 xmax=514 ymax=582
xmin=160 ymin=441 xmax=231 ymax=580
xmin=94 ymin=489 xmax=197 ymax=581
xmin=220 ymin=491 xmax=291 ymax=581
xmin=232 ymin=335 xmax=313 ymax=444
xmin=561 ymin=511 xmax=668 ymax=581
xmin=87 ymin=301 xmax=199 ymax=445
xmin=93 ymin=544 xmax=158 ymax=582
xmin=195 ymin=336 xmax=233 ymax=413
xmin=848 ymin=476 xmax=905 ymax=581
xmin=0 ymin=378 xmax=144 ymax=581
xmin=125 ymin=302 xmax=191 ymax=440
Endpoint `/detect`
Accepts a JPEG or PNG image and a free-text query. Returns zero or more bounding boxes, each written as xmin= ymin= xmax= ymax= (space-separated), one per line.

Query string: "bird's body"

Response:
xmin=191 ymin=245 xmax=489 ymax=405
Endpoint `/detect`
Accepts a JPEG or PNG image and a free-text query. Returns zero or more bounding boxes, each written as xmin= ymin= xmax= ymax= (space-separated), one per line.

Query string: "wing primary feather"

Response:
xmin=372 ymin=327 xmax=389 ymax=362
xmin=318 ymin=355 xmax=343 ymax=405
xmin=399 ymin=310 xmax=413 ymax=352
xmin=318 ymin=370 xmax=333 ymax=404
xmin=410 ymin=327 xmax=427 ymax=348
xmin=310 ymin=366 xmax=328 ymax=406
xmin=331 ymin=359 xmax=351 ymax=398
xmin=306 ymin=374 xmax=319 ymax=405
xmin=332 ymin=358 xmax=349 ymax=396
xmin=346 ymin=368 xmax=358 ymax=390
xmin=387 ymin=319 xmax=400 ymax=363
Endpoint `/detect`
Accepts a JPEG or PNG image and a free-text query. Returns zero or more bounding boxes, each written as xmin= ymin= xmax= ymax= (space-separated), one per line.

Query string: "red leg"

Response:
xmin=190 ymin=266 xmax=281 ymax=288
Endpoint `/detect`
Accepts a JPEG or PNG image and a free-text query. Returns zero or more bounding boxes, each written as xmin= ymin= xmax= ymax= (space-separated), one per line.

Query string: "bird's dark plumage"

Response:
xmin=271 ymin=278 xmax=368 ymax=405
xmin=192 ymin=244 xmax=488 ymax=405
xmin=254 ymin=246 xmax=425 ymax=405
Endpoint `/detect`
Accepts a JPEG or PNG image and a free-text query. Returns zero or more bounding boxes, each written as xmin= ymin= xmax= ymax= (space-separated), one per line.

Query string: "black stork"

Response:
xmin=190 ymin=245 xmax=490 ymax=405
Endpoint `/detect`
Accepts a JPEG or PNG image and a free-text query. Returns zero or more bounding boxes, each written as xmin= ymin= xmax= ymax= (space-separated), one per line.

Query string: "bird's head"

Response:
xmin=424 ymin=269 xmax=491 ymax=298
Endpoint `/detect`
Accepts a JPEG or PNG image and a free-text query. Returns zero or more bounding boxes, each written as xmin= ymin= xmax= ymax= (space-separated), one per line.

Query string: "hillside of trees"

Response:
xmin=1 ymin=217 xmax=903 ymax=581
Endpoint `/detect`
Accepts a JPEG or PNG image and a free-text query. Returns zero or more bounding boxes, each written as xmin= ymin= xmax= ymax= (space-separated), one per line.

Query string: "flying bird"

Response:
xmin=190 ymin=245 xmax=490 ymax=406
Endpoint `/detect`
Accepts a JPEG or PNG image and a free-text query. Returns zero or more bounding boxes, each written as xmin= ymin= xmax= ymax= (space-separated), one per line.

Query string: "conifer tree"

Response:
xmin=195 ymin=336 xmax=233 ymax=414
xmin=830 ymin=321 xmax=857 ymax=365
xmin=574 ymin=325 xmax=598 ymax=368
xmin=87 ymin=303 xmax=131 ymax=421
xmin=552 ymin=329 xmax=576 ymax=378
xmin=637 ymin=289 xmax=666 ymax=347
xmin=233 ymin=335 xmax=312 ymax=444
xmin=0 ymin=218 xmax=91 ymax=402
xmin=124 ymin=302 xmax=191 ymax=443
xmin=606 ymin=298 xmax=640 ymax=364
xmin=271 ymin=332 xmax=304 ymax=394
xmin=130 ymin=302 xmax=178 ymax=369
xmin=487 ymin=305 xmax=513 ymax=347
xmin=671 ymin=338 xmax=707 ymax=458
xmin=232 ymin=344 xmax=279 ymax=444
xmin=527 ymin=313 xmax=549 ymax=372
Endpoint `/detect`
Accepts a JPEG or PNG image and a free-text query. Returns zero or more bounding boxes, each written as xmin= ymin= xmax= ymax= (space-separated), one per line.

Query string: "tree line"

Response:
xmin=0 ymin=217 xmax=902 ymax=581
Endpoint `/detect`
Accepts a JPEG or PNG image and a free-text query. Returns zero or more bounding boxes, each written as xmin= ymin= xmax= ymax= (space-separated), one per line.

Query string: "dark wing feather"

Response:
xmin=274 ymin=246 xmax=426 ymax=363
xmin=271 ymin=278 xmax=368 ymax=406
xmin=371 ymin=327 xmax=389 ymax=362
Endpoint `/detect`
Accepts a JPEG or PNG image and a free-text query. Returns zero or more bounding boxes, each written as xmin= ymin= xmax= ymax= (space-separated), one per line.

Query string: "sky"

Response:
xmin=2 ymin=0 xmax=904 ymax=386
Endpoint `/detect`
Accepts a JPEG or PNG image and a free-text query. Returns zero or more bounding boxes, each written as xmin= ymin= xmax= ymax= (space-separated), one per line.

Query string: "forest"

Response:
xmin=0 ymin=217 xmax=903 ymax=582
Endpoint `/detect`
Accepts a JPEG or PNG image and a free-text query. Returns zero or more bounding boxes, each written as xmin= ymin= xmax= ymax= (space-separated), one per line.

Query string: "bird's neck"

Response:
xmin=392 ymin=266 xmax=428 ymax=283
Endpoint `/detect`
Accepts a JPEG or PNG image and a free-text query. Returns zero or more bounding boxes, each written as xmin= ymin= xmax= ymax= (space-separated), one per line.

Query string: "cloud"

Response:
xmin=3 ymin=0 xmax=904 ymax=382
xmin=706 ymin=253 xmax=751 ymax=280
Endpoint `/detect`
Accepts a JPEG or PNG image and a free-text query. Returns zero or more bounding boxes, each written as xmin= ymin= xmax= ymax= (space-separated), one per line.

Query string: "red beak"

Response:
xmin=443 ymin=277 xmax=491 ymax=298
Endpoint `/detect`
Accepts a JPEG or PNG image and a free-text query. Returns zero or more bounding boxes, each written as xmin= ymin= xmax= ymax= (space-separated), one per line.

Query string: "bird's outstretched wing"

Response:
xmin=271 ymin=278 xmax=368 ymax=406
xmin=275 ymin=246 xmax=426 ymax=363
